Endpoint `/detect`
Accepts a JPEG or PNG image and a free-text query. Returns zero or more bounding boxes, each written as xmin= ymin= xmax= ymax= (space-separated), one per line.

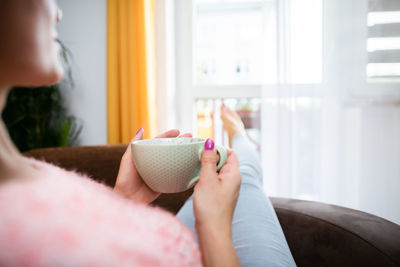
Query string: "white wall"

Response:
xmin=57 ymin=0 xmax=107 ymax=145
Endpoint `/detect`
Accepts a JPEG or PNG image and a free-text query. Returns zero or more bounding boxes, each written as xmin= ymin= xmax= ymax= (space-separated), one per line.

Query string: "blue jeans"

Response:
xmin=177 ymin=134 xmax=297 ymax=266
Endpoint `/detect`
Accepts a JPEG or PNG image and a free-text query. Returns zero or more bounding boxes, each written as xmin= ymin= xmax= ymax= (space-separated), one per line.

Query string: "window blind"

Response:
xmin=368 ymin=0 xmax=400 ymax=80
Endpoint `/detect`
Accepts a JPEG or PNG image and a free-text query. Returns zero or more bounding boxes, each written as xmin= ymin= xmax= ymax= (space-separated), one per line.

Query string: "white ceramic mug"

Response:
xmin=131 ymin=137 xmax=228 ymax=193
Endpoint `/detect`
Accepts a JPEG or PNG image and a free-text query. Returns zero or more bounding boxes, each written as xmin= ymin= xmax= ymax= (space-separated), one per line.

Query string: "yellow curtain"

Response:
xmin=107 ymin=0 xmax=157 ymax=144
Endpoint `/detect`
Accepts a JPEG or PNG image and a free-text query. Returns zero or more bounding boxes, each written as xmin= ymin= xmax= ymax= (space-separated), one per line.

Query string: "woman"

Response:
xmin=0 ymin=0 xmax=295 ymax=266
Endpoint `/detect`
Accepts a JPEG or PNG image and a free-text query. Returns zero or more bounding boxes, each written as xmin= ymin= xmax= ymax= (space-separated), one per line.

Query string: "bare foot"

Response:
xmin=220 ymin=104 xmax=246 ymax=147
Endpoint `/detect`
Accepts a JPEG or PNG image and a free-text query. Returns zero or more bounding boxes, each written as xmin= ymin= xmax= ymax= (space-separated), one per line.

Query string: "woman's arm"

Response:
xmin=193 ymin=139 xmax=242 ymax=267
xmin=196 ymin=222 xmax=240 ymax=267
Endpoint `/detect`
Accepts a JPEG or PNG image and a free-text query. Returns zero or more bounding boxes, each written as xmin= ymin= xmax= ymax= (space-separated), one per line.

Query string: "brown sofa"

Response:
xmin=24 ymin=145 xmax=400 ymax=267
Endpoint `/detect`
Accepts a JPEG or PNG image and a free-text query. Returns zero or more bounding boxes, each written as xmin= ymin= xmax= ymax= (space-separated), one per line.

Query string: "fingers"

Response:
xmin=133 ymin=128 xmax=144 ymax=141
xmin=156 ymin=129 xmax=180 ymax=138
xmin=133 ymin=128 xmax=192 ymax=140
xmin=199 ymin=138 xmax=218 ymax=183
xmin=125 ymin=128 xmax=145 ymax=154
xmin=226 ymin=150 xmax=238 ymax=165
xmin=156 ymin=129 xmax=193 ymax=139
xmin=179 ymin=133 xmax=192 ymax=138
xmin=218 ymin=150 xmax=239 ymax=175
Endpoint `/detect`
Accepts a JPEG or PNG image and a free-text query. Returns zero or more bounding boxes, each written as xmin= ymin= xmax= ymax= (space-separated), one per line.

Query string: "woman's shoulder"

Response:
xmin=0 ymin=158 xmax=201 ymax=266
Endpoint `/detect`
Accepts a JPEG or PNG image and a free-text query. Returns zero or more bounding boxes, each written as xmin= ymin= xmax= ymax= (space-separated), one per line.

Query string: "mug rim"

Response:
xmin=131 ymin=137 xmax=206 ymax=146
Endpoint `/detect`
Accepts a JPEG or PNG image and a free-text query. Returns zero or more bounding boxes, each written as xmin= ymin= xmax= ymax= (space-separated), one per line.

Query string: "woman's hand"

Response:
xmin=194 ymin=138 xmax=241 ymax=232
xmin=193 ymin=138 xmax=241 ymax=267
xmin=114 ymin=128 xmax=192 ymax=204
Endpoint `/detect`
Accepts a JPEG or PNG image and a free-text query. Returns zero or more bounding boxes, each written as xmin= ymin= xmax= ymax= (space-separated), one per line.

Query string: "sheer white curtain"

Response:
xmin=165 ymin=0 xmax=400 ymax=224
xmin=260 ymin=0 xmax=400 ymax=224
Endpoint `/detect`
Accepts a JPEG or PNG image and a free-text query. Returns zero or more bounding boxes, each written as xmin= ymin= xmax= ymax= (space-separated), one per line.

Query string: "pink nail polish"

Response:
xmin=205 ymin=138 xmax=214 ymax=151
xmin=136 ymin=128 xmax=143 ymax=135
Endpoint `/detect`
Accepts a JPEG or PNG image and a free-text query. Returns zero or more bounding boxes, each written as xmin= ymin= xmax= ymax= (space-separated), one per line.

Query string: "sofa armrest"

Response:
xmin=271 ymin=197 xmax=400 ymax=267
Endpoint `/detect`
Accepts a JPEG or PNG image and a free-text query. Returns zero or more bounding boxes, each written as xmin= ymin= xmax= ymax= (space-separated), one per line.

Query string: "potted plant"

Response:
xmin=236 ymin=99 xmax=261 ymax=129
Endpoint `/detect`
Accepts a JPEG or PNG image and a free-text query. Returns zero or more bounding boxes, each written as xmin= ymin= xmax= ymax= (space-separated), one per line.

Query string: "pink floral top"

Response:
xmin=0 ymin=158 xmax=201 ymax=266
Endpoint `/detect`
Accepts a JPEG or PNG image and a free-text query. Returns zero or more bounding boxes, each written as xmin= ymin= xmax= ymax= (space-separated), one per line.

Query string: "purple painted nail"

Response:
xmin=136 ymin=128 xmax=143 ymax=135
xmin=205 ymin=138 xmax=214 ymax=151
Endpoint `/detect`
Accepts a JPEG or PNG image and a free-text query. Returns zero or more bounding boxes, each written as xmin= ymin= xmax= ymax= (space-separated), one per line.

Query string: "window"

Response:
xmin=193 ymin=0 xmax=323 ymax=85
xmin=191 ymin=0 xmax=322 ymax=149
xmin=195 ymin=0 xmax=275 ymax=85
